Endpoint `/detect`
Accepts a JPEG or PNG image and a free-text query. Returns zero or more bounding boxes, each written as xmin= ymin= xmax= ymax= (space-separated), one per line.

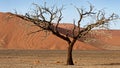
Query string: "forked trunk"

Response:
xmin=67 ymin=44 xmax=74 ymax=65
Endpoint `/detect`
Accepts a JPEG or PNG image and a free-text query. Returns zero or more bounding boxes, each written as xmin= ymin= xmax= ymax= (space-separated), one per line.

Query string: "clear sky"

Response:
xmin=0 ymin=0 xmax=120 ymax=29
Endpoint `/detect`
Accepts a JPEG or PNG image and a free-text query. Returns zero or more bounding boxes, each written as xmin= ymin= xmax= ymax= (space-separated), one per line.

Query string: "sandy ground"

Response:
xmin=0 ymin=50 xmax=120 ymax=68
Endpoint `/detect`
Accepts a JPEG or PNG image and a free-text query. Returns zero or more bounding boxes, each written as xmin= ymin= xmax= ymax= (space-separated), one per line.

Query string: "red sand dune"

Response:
xmin=0 ymin=12 xmax=120 ymax=50
xmin=84 ymin=30 xmax=120 ymax=50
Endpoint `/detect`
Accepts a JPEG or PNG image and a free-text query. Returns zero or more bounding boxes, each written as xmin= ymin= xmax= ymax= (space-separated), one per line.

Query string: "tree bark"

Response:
xmin=67 ymin=43 xmax=74 ymax=65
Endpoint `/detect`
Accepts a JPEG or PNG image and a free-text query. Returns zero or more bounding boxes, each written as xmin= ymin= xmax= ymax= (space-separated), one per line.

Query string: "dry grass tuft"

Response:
xmin=75 ymin=61 xmax=77 ymax=63
xmin=33 ymin=60 xmax=40 ymax=64
xmin=56 ymin=61 xmax=63 ymax=64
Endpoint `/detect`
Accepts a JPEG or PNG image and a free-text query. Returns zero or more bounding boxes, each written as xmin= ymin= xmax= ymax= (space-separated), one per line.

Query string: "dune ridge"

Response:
xmin=0 ymin=12 xmax=120 ymax=50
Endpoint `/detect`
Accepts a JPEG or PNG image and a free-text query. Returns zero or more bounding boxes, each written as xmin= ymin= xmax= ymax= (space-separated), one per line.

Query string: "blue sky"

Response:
xmin=0 ymin=0 xmax=120 ymax=29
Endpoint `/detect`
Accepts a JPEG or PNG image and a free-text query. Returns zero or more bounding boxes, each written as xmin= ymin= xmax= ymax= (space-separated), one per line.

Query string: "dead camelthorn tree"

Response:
xmin=15 ymin=3 xmax=119 ymax=65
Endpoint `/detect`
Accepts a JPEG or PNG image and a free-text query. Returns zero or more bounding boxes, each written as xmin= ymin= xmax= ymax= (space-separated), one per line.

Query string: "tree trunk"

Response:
xmin=67 ymin=43 xmax=74 ymax=65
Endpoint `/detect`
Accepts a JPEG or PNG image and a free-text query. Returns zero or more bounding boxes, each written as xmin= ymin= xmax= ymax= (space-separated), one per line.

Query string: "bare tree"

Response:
xmin=15 ymin=3 xmax=119 ymax=65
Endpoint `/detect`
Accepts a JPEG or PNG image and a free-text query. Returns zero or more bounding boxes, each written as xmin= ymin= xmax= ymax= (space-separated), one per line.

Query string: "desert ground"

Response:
xmin=0 ymin=50 xmax=120 ymax=68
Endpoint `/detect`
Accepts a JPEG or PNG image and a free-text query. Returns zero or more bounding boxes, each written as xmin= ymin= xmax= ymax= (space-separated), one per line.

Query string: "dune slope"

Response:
xmin=0 ymin=12 xmax=100 ymax=50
